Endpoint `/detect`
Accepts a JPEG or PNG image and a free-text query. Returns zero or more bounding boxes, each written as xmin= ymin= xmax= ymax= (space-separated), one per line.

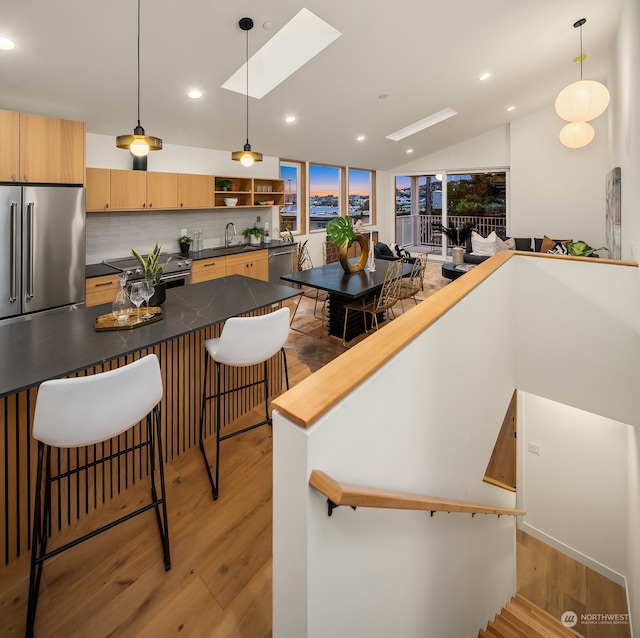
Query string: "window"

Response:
xmin=395 ymin=176 xmax=411 ymax=215
xmin=348 ymin=168 xmax=374 ymax=225
xmin=309 ymin=163 xmax=341 ymax=231
xmin=279 ymin=160 xmax=304 ymax=234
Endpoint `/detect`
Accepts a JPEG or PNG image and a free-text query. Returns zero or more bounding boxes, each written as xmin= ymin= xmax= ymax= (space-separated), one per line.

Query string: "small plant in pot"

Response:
xmin=241 ymin=225 xmax=266 ymax=246
xmin=434 ymin=221 xmax=475 ymax=265
xmin=131 ymin=243 xmax=170 ymax=305
xmin=178 ymin=234 xmax=192 ymax=256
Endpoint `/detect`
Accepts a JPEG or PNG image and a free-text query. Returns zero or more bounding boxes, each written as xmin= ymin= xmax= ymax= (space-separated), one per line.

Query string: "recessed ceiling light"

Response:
xmin=386 ymin=107 xmax=458 ymax=141
xmin=188 ymin=90 xmax=203 ymax=99
xmin=284 ymin=115 xmax=296 ymax=123
xmin=506 ymin=105 xmax=516 ymax=112
xmin=222 ymin=8 xmax=341 ymax=99
xmin=0 ymin=36 xmax=15 ymax=50
xmin=356 ymin=135 xmax=365 ymax=142
xmin=406 ymin=149 xmax=413 ymax=154
xmin=479 ymin=72 xmax=491 ymax=81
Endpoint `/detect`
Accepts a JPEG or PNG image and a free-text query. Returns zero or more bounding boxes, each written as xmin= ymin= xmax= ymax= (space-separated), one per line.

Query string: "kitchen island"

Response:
xmin=0 ymin=276 xmax=300 ymax=565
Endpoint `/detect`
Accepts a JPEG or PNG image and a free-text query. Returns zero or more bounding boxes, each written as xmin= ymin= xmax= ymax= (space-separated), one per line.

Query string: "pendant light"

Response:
xmin=231 ymin=17 xmax=262 ymax=167
xmin=116 ymin=0 xmax=162 ymax=157
xmin=559 ymin=121 xmax=595 ymax=149
xmin=555 ymin=18 xmax=610 ymax=124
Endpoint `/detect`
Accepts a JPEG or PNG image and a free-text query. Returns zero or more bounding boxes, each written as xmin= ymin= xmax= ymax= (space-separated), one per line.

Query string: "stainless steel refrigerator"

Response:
xmin=0 ymin=186 xmax=85 ymax=320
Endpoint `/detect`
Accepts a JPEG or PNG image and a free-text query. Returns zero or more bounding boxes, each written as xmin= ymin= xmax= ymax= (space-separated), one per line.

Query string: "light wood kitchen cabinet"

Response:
xmin=85 ymin=274 xmax=119 ymax=307
xmin=178 ymin=173 xmax=213 ymax=209
xmin=0 ymin=110 xmax=85 ymax=184
xmin=225 ymin=250 xmax=269 ymax=281
xmin=86 ymin=168 xmax=111 ymax=211
xmin=110 ymin=169 xmax=147 ymax=210
xmin=191 ymin=256 xmax=227 ymax=283
xmin=0 ymin=110 xmax=19 ymax=182
xmin=147 ymin=171 xmax=178 ymax=209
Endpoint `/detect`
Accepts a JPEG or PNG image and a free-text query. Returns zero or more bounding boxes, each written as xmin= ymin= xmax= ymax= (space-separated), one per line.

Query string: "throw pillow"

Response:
xmin=548 ymin=241 xmax=568 ymax=255
xmin=471 ymin=231 xmax=497 ymax=256
xmin=495 ymin=236 xmax=516 ymax=252
xmin=540 ymin=235 xmax=572 ymax=254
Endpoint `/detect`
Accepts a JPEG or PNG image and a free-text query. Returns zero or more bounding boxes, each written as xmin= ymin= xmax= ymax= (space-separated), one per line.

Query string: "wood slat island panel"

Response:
xmin=0 ymin=276 xmax=300 ymax=565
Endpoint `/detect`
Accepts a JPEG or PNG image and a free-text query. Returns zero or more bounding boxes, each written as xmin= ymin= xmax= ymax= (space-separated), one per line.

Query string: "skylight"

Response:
xmin=386 ymin=107 xmax=458 ymax=141
xmin=222 ymin=8 xmax=341 ymax=99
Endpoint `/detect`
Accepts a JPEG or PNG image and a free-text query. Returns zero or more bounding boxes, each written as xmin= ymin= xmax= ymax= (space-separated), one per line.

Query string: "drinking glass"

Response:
xmin=129 ymin=282 xmax=144 ymax=322
xmin=140 ymin=279 xmax=155 ymax=318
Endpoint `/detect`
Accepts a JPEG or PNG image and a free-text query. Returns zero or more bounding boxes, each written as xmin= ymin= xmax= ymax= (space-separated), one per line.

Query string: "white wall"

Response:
xmin=518 ymin=393 xmax=629 ymax=583
xmin=510 ymin=106 xmax=609 ymax=246
xmin=275 ymin=263 xmax=521 ymax=638
xmin=609 ymin=0 xmax=640 ymax=630
xmin=513 ymin=256 xmax=640 ymax=426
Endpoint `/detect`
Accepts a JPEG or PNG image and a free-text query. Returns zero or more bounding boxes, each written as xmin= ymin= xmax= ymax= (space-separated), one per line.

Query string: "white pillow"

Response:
xmin=495 ymin=235 xmax=516 ymax=252
xmin=471 ymin=231 xmax=497 ymax=256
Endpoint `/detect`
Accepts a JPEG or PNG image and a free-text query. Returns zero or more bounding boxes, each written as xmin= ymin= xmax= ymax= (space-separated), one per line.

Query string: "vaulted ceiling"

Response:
xmin=0 ymin=0 xmax=623 ymax=171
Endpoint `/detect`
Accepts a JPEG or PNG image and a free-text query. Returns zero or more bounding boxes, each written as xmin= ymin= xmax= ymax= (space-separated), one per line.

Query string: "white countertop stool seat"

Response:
xmin=198 ymin=307 xmax=290 ymax=500
xmin=25 ymin=354 xmax=171 ymax=637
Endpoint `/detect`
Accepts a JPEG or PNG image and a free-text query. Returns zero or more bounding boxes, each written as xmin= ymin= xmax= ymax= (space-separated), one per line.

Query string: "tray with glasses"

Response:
xmin=94 ymin=307 xmax=163 ymax=331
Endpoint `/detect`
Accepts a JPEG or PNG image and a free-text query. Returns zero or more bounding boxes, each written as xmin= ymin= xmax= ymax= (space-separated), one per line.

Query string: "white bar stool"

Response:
xmin=25 ymin=354 xmax=171 ymax=638
xmin=199 ymin=307 xmax=290 ymax=500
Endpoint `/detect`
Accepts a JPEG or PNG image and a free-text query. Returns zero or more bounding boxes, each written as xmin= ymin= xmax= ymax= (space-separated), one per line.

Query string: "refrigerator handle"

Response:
xmin=26 ymin=202 xmax=35 ymax=299
xmin=9 ymin=202 xmax=18 ymax=302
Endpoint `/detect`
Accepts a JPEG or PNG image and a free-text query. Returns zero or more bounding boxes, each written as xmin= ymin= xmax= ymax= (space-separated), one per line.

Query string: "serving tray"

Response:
xmin=94 ymin=307 xmax=163 ymax=331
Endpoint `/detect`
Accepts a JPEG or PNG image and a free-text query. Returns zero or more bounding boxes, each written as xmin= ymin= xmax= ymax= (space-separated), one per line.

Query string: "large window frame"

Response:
xmin=308 ymin=163 xmax=342 ymax=232
xmin=347 ymin=167 xmax=375 ymax=226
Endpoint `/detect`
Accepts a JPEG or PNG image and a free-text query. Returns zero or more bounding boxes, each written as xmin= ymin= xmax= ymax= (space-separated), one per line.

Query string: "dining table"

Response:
xmin=280 ymin=258 xmax=412 ymax=340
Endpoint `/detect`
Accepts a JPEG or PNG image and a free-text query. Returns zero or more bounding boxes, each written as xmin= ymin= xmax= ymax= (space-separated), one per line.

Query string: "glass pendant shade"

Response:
xmin=555 ymin=79 xmax=610 ymax=123
xmin=559 ymin=121 xmax=595 ymax=148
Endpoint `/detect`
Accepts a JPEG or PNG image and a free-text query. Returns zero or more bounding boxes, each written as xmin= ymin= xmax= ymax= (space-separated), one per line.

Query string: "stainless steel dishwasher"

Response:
xmin=268 ymin=244 xmax=297 ymax=287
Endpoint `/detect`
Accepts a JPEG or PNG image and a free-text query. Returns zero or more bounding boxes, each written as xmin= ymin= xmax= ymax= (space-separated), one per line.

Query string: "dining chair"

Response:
xmin=313 ymin=241 xmax=339 ymax=319
xmin=26 ymin=354 xmax=171 ymax=637
xmin=398 ymin=253 xmax=428 ymax=311
xmin=289 ymin=243 xmax=315 ymax=326
xmin=199 ymin=307 xmax=290 ymax=500
xmin=342 ymin=259 xmax=404 ymax=346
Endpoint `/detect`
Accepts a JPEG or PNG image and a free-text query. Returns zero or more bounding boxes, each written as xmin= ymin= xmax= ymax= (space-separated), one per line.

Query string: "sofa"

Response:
xmin=462 ymin=232 xmax=592 ymax=264
xmin=374 ymin=242 xmax=415 ymax=262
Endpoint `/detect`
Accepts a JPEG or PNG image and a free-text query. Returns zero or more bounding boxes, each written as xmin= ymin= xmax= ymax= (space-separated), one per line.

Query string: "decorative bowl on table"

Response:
xmin=224 ymin=198 xmax=238 ymax=206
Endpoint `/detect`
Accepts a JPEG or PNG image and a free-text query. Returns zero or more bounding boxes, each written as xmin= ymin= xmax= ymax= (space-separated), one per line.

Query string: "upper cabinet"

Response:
xmin=87 ymin=169 xmax=283 ymax=213
xmin=178 ymin=173 xmax=213 ymax=209
xmin=0 ymin=110 xmax=85 ymax=185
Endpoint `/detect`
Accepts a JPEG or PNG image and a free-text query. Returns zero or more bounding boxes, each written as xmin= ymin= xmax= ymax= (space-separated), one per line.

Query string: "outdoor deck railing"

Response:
xmin=395 ymin=214 xmax=507 ymax=248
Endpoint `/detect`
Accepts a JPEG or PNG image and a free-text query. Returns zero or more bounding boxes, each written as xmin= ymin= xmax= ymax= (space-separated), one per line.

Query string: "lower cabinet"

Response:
xmin=85 ymin=274 xmax=119 ymax=307
xmin=191 ymin=256 xmax=227 ymax=283
xmin=225 ymin=250 xmax=268 ymax=281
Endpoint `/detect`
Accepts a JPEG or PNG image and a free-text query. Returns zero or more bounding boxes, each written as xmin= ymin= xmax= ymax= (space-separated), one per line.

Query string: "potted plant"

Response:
xmin=215 ymin=179 xmax=232 ymax=192
xmin=566 ymin=240 xmax=606 ymax=258
xmin=241 ymin=225 xmax=266 ymax=246
xmin=326 ymin=215 xmax=369 ymax=273
xmin=434 ymin=221 xmax=475 ymax=265
xmin=178 ymin=234 xmax=192 ymax=256
xmin=131 ymin=243 xmax=170 ymax=305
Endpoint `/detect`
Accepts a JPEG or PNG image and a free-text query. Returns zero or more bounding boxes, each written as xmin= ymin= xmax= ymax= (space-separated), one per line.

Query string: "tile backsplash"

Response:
xmin=86 ymin=209 xmax=272 ymax=263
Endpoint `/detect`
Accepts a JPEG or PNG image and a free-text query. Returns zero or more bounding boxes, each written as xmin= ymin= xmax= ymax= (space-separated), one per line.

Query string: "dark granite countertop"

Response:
xmin=0 ymin=275 xmax=301 ymax=398
xmin=85 ymin=240 xmax=297 ymax=277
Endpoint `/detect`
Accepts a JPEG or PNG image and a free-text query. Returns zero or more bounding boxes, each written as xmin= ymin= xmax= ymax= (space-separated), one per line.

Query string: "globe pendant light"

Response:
xmin=559 ymin=121 xmax=595 ymax=149
xmin=555 ymin=18 xmax=610 ymax=124
xmin=231 ymin=17 xmax=263 ymax=167
xmin=115 ymin=0 xmax=162 ymax=157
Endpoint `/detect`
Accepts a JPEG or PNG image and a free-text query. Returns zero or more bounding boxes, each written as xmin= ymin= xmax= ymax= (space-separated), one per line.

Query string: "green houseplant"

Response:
xmin=326 ymin=215 xmax=368 ymax=273
xmin=178 ymin=234 xmax=192 ymax=255
xmin=241 ymin=225 xmax=266 ymax=245
xmin=131 ymin=242 xmax=170 ymax=285
xmin=215 ymin=179 xmax=232 ymax=191
xmin=566 ymin=240 xmax=606 ymax=258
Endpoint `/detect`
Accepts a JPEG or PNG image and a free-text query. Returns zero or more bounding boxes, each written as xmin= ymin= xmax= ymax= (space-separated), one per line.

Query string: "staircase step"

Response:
xmin=479 ymin=595 xmax=583 ymax=638
xmin=510 ymin=595 xmax=582 ymax=637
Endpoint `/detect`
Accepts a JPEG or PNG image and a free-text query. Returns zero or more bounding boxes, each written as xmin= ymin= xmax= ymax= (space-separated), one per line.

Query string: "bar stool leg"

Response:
xmin=199 ymin=355 xmax=218 ymax=500
xmin=148 ymin=407 xmax=171 ymax=570
xmin=213 ymin=362 xmax=222 ymax=500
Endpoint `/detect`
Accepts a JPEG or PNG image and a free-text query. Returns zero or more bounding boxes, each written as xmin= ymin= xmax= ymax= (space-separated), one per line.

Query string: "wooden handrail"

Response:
xmin=273 ymin=252 xmax=637 ymax=430
xmin=309 ymin=470 xmax=526 ymax=517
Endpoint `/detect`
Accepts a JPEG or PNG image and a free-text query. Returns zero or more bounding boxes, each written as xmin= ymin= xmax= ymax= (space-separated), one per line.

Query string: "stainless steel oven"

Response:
xmin=103 ymin=253 xmax=192 ymax=288
xmin=160 ymin=269 xmax=191 ymax=288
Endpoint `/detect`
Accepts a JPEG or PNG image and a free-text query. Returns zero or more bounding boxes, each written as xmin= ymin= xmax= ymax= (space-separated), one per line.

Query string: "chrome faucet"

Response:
xmin=225 ymin=222 xmax=237 ymax=248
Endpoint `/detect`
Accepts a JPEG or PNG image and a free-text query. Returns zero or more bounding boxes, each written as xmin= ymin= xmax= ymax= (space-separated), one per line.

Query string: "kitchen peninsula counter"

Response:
xmin=0 ymin=275 xmax=300 ymax=399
